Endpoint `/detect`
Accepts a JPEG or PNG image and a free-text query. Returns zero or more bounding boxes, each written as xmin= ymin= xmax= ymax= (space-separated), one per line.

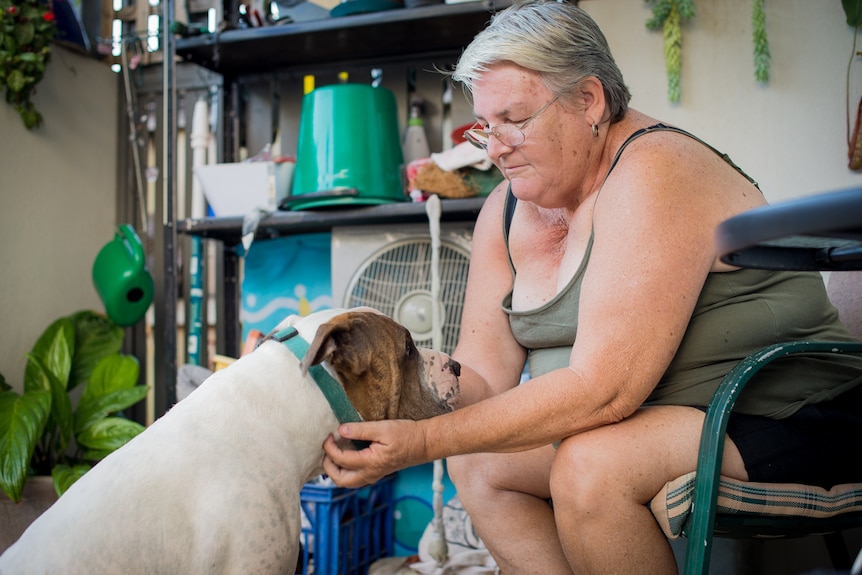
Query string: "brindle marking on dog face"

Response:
xmin=300 ymin=311 xmax=459 ymax=421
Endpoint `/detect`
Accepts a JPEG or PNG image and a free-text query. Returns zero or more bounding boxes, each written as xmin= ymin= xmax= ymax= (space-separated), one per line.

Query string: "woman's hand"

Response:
xmin=322 ymin=419 xmax=428 ymax=488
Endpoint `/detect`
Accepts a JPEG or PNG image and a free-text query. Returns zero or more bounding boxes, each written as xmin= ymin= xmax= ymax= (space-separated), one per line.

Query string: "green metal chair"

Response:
xmin=675 ymin=272 xmax=862 ymax=574
xmin=681 ymin=340 xmax=862 ymax=574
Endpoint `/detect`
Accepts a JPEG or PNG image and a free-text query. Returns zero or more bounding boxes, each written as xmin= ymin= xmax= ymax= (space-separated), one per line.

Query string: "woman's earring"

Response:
xmin=591 ymin=124 xmax=599 ymax=138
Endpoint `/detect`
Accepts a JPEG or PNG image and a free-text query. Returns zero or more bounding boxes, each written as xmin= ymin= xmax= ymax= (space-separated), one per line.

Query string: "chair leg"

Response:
xmin=683 ymin=532 xmax=712 ymax=575
xmin=824 ymin=532 xmax=852 ymax=570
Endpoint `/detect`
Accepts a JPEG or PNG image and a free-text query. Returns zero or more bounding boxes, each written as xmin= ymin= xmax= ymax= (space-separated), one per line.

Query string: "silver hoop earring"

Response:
xmin=591 ymin=124 xmax=599 ymax=137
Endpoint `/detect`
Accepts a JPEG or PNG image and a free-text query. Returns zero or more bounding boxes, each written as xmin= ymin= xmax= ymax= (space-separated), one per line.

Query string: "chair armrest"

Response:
xmin=684 ymin=341 xmax=862 ymax=573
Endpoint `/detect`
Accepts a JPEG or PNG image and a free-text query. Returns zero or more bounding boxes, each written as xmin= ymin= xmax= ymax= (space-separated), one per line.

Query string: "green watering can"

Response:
xmin=92 ymin=224 xmax=154 ymax=327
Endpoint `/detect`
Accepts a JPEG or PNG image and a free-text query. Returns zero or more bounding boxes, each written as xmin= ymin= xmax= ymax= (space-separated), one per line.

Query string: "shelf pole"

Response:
xmin=158 ymin=0 xmax=178 ymax=415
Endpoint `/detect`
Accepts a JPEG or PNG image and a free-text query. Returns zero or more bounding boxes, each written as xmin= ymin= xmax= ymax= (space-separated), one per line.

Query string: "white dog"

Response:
xmin=0 ymin=308 xmax=460 ymax=575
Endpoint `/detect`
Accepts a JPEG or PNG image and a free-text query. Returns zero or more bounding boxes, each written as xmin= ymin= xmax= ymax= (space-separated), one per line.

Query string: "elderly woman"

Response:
xmin=323 ymin=2 xmax=862 ymax=572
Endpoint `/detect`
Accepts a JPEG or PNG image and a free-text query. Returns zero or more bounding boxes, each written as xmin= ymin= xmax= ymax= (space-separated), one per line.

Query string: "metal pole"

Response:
xmin=160 ymin=0 xmax=178 ymax=412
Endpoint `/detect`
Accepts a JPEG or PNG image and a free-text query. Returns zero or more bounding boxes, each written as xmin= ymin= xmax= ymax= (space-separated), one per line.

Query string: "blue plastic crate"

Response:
xmin=298 ymin=476 xmax=395 ymax=575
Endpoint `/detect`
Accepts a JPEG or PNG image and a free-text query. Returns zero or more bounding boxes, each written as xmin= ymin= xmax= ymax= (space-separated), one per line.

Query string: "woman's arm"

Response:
xmin=452 ymin=182 xmax=528 ymax=406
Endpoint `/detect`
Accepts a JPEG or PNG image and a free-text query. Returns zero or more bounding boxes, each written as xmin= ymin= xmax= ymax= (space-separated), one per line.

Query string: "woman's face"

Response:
xmin=471 ymin=63 xmax=590 ymax=209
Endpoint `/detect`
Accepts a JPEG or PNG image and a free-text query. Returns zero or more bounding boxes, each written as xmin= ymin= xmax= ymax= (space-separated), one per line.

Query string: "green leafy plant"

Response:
xmin=752 ymin=0 xmax=770 ymax=83
xmin=844 ymin=0 xmax=862 ymax=26
xmin=646 ymin=1 xmax=774 ymax=99
xmin=0 ymin=310 xmax=148 ymax=503
xmin=0 ymin=0 xmax=57 ymax=129
xmin=646 ymin=0 xmax=695 ymax=103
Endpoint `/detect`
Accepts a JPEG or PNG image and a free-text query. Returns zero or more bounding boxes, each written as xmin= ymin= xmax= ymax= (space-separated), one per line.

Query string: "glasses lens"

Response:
xmin=464 ymin=129 xmax=489 ymax=149
xmin=494 ymin=124 xmax=525 ymax=148
xmin=464 ymin=124 xmax=528 ymax=149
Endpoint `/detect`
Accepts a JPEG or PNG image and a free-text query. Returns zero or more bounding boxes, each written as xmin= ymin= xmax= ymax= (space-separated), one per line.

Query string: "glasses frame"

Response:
xmin=464 ymin=92 xmax=562 ymax=150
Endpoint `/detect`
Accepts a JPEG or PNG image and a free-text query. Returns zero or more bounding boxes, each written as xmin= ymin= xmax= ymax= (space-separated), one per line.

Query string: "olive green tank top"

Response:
xmin=503 ymin=125 xmax=862 ymax=418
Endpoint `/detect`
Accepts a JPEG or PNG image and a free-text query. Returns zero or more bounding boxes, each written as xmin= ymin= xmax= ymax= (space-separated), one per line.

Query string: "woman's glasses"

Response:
xmin=464 ymin=93 xmax=562 ymax=150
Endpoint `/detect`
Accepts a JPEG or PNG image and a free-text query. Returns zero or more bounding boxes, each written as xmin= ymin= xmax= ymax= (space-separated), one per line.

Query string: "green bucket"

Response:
xmin=286 ymin=84 xmax=406 ymax=210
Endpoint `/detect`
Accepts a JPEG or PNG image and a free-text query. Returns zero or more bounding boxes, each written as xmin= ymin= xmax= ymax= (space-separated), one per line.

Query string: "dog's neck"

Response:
xmin=265 ymin=326 xmax=370 ymax=450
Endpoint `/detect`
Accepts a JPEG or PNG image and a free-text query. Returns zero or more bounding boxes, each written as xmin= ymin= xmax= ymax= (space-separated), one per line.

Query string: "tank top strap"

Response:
xmin=605 ymin=123 xmax=760 ymax=189
xmin=503 ymin=183 xmax=517 ymax=271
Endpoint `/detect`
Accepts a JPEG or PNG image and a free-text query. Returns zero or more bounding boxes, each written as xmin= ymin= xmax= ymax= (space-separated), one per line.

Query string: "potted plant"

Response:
xmin=0 ymin=0 xmax=57 ymax=129
xmin=0 ymin=310 xmax=148 ymax=504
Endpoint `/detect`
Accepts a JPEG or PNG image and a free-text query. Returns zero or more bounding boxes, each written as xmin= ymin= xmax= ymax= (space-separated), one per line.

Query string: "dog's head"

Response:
xmin=293 ymin=309 xmax=460 ymax=421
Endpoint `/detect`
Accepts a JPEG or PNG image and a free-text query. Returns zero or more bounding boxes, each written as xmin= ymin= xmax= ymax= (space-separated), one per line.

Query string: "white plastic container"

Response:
xmin=193 ymin=160 xmax=295 ymax=217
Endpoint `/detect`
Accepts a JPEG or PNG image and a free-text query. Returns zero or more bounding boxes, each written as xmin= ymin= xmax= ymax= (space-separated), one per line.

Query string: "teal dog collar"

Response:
xmin=270 ymin=326 xmax=370 ymax=450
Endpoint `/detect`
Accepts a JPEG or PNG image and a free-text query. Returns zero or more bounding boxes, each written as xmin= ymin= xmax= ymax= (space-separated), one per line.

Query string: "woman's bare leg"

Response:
xmin=550 ymin=405 xmax=748 ymax=575
xmin=448 ymin=445 xmax=574 ymax=575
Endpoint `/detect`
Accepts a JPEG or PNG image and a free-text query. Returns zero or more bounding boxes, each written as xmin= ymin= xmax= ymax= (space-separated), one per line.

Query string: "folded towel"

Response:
xmin=432 ymin=142 xmax=494 ymax=172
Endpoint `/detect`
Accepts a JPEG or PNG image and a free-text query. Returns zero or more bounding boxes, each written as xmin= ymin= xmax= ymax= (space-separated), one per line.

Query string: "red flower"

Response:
xmin=42 ymin=11 xmax=55 ymax=21
xmin=7 ymin=5 xmax=17 ymax=14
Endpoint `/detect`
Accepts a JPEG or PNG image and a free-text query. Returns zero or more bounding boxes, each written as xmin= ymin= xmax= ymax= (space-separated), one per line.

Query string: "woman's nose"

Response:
xmin=484 ymin=136 xmax=512 ymax=161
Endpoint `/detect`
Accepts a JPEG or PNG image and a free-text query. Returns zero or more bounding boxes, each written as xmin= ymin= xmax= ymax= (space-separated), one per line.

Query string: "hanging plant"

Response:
xmin=646 ymin=0 xmax=695 ymax=103
xmin=0 ymin=0 xmax=57 ymax=130
xmin=752 ymin=0 xmax=770 ymax=83
xmin=844 ymin=0 xmax=862 ymax=26
xmin=646 ymin=2 xmax=773 ymax=99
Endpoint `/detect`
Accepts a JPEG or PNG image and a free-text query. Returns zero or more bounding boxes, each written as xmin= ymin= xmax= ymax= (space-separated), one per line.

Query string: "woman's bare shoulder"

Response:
xmin=601 ymin=126 xmax=763 ymax=213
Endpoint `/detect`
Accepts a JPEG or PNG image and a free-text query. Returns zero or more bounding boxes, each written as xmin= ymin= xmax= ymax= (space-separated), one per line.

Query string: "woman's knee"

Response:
xmin=549 ymin=433 xmax=619 ymax=512
xmin=447 ymin=451 xmax=514 ymax=494
xmin=446 ymin=452 xmax=485 ymax=493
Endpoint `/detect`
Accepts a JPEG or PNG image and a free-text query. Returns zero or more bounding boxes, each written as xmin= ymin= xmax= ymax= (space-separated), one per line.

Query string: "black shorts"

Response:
xmin=706 ymin=384 xmax=862 ymax=489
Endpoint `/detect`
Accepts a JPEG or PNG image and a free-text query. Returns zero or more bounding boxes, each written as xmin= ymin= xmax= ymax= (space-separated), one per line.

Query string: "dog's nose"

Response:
xmin=446 ymin=358 xmax=461 ymax=377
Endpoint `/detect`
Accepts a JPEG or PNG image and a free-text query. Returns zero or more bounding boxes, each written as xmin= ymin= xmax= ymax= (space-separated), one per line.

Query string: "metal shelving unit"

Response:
xmin=171 ymin=1 xmax=504 ymax=365
xmin=175 ymin=1 xmax=511 ymax=75
xmin=177 ymin=197 xmax=485 ymax=244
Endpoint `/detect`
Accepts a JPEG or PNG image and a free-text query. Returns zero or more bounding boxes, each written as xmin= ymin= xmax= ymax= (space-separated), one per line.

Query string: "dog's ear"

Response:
xmin=299 ymin=321 xmax=341 ymax=375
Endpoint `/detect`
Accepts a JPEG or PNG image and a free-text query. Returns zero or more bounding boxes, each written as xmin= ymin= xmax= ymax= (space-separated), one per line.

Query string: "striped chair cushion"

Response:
xmin=650 ymin=472 xmax=862 ymax=539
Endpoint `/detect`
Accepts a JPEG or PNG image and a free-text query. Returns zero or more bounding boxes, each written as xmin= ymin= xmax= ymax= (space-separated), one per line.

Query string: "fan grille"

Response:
xmin=344 ymin=237 xmax=471 ymax=355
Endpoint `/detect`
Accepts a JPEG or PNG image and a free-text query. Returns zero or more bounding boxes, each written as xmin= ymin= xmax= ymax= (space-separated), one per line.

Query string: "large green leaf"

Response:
xmin=27 ymin=354 xmax=73 ymax=446
xmin=75 ymin=386 xmax=149 ymax=435
xmin=81 ymin=354 xmax=140 ymax=402
xmin=844 ymin=0 xmax=862 ymax=26
xmin=0 ymin=390 xmax=51 ymax=503
xmin=68 ymin=311 xmax=123 ymax=392
xmin=80 ymin=447 xmax=114 ymax=462
xmin=24 ymin=318 xmax=73 ymax=394
xmin=52 ymin=463 xmax=90 ymax=497
xmin=76 ymin=417 xmax=144 ymax=454
xmin=76 ymin=354 xmax=145 ymax=434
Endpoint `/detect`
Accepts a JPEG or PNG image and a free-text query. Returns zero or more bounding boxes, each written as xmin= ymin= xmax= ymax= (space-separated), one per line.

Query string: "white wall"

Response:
xmin=0 ymin=46 xmax=119 ymax=392
xmin=585 ymin=0 xmax=861 ymax=203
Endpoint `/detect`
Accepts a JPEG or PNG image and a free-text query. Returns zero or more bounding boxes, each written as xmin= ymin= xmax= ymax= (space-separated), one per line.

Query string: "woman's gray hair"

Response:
xmin=450 ymin=0 xmax=631 ymax=123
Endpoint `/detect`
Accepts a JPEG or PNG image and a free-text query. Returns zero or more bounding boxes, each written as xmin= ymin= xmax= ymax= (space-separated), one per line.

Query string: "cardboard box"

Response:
xmin=194 ymin=160 xmax=295 ymax=217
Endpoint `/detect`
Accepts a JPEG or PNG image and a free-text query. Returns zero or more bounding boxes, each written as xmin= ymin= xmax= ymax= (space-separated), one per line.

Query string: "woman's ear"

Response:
xmin=578 ymin=76 xmax=607 ymax=127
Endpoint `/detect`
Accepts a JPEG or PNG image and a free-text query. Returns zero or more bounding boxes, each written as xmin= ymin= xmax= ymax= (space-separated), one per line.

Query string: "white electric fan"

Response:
xmin=339 ymin=204 xmax=471 ymax=357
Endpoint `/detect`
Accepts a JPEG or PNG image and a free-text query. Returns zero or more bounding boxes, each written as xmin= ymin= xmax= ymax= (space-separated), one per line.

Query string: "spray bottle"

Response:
xmin=402 ymin=96 xmax=431 ymax=163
